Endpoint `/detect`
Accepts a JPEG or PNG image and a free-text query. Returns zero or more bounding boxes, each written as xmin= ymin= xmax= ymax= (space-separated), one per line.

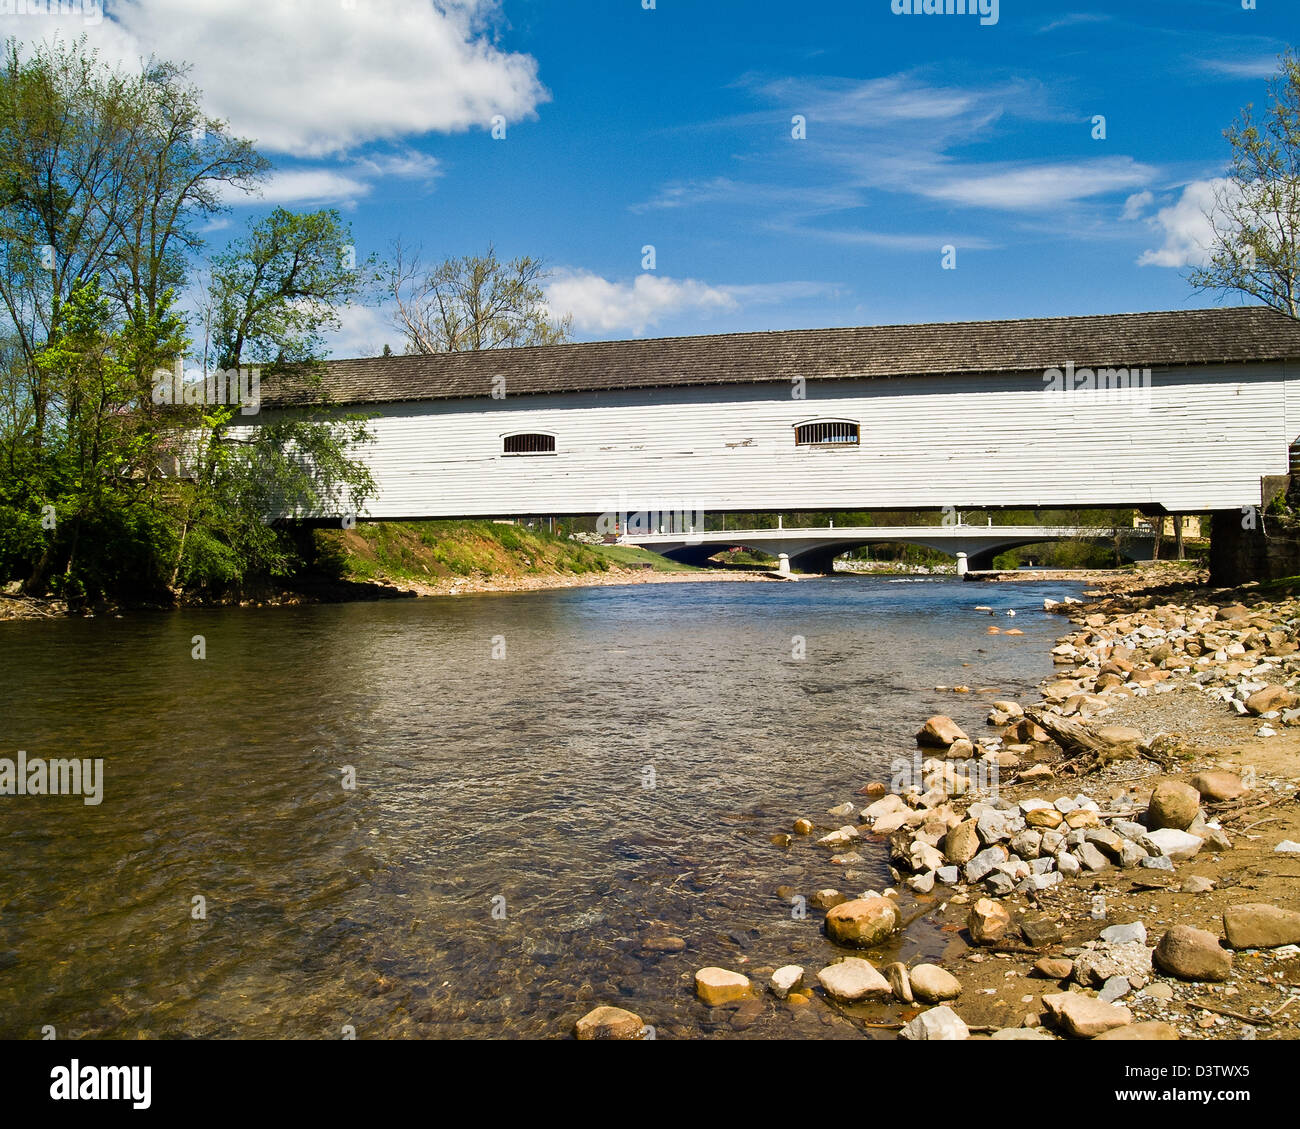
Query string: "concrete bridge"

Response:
xmin=620 ymin=523 xmax=1156 ymax=572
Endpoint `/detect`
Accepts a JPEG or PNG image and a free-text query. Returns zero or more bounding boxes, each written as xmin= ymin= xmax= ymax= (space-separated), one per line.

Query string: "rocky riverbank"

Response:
xmin=574 ymin=567 xmax=1300 ymax=1040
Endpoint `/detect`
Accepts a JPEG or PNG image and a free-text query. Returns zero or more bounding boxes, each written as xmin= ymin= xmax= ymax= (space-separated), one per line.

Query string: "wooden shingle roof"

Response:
xmin=262 ymin=306 xmax=1300 ymax=408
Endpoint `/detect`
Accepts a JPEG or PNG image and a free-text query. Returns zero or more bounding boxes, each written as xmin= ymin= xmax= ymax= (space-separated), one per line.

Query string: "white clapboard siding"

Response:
xmin=249 ymin=361 xmax=1297 ymax=517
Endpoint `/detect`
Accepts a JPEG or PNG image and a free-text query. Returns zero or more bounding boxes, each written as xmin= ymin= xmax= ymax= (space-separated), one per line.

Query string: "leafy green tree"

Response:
xmin=1190 ymin=49 xmax=1300 ymax=316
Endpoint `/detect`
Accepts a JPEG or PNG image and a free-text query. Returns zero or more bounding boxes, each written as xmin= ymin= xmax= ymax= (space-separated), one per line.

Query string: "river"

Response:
xmin=0 ymin=575 xmax=1083 ymax=1039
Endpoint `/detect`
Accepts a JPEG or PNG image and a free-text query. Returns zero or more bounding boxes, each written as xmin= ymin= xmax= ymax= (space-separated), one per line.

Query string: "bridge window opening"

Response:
xmin=795 ymin=421 xmax=859 ymax=447
xmin=503 ymin=433 xmax=557 ymax=456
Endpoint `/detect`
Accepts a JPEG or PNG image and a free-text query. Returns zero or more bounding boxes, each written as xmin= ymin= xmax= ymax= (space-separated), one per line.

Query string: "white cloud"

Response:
xmin=544 ymin=272 xmax=834 ymax=337
xmin=1120 ymin=190 xmax=1154 ymax=222
xmin=9 ymin=0 xmax=548 ymax=156
xmin=917 ymin=157 xmax=1155 ymax=211
xmin=1199 ymin=56 xmax=1281 ymax=80
xmin=1137 ymin=179 xmax=1237 ymax=268
xmin=223 ymin=169 xmax=373 ymax=207
xmin=219 ymin=149 xmax=440 ymax=207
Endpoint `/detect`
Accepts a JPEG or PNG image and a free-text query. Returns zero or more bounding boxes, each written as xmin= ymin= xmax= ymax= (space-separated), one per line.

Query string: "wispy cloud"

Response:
xmin=1198 ymin=56 xmax=1283 ymax=80
xmin=545 ymin=271 xmax=837 ymax=336
xmin=915 ymin=157 xmax=1156 ymax=211
xmin=1036 ymin=13 xmax=1112 ymax=34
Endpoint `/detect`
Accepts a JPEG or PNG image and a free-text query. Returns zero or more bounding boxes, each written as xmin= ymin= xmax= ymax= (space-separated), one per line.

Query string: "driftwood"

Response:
xmin=1206 ymin=791 xmax=1300 ymax=826
xmin=1024 ymin=709 xmax=1171 ymax=776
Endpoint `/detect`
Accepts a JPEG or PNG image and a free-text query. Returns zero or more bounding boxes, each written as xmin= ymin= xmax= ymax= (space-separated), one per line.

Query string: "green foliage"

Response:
xmin=1188 ymin=48 xmax=1300 ymax=316
xmin=0 ymin=39 xmax=374 ymax=605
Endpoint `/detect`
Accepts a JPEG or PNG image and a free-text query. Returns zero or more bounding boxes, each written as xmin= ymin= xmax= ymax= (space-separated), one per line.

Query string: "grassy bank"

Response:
xmin=312 ymin=521 xmax=701 ymax=587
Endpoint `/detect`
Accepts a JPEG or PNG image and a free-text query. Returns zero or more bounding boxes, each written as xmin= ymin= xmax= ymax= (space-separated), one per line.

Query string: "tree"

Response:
xmin=0 ymin=40 xmax=373 ymax=602
xmin=0 ymin=38 xmax=266 ymax=440
xmin=168 ymin=208 xmax=377 ymax=589
xmin=388 ymin=241 xmax=571 ymax=353
xmin=1190 ymin=49 xmax=1300 ymax=316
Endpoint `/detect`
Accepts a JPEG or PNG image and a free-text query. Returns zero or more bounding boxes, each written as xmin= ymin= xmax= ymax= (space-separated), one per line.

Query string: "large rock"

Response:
xmin=575 ymin=1006 xmax=646 ymax=1040
xmin=909 ymin=964 xmax=962 ymax=1003
xmin=964 ymin=844 xmax=1009 ymax=883
xmin=1139 ymin=828 xmax=1204 ymax=861
xmin=968 ymin=897 xmax=1012 ymax=945
xmin=1222 ymin=903 xmax=1300 ymax=949
xmin=1245 ymin=685 xmax=1298 ymax=716
xmin=695 ymin=967 xmax=752 ymax=1006
xmin=817 ymin=958 xmax=891 ymax=1003
xmin=900 ymin=1005 xmax=969 ymax=1041
xmin=1191 ymin=771 xmax=1247 ymax=802
xmin=943 ymin=820 xmax=982 ymax=864
xmin=1153 ymin=926 xmax=1233 ymax=982
xmin=1147 ymin=780 xmax=1202 ymax=831
xmin=1073 ymin=942 xmax=1151 ymax=988
xmin=916 ymin=715 xmax=968 ymax=748
xmin=863 ymin=794 xmax=907 ymax=821
xmin=1042 ymin=992 xmax=1133 ymax=1038
xmin=1032 ymin=957 xmax=1074 ymax=980
xmin=824 ymin=897 xmax=899 ymax=948
xmin=1094 ymin=1021 xmax=1180 ymax=1041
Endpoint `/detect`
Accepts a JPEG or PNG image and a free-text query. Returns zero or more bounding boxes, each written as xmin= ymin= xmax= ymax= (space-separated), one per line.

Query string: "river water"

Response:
xmin=0 ymin=575 xmax=1083 ymax=1039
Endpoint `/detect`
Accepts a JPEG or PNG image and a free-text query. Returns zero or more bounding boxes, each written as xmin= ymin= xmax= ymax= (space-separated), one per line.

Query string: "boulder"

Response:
xmin=943 ymin=820 xmax=982 ymax=865
xmin=917 ymin=715 xmax=968 ymax=748
xmin=863 ymin=794 xmax=907 ymax=820
xmin=1147 ymin=780 xmax=1202 ymax=831
xmin=575 ymin=1006 xmax=646 ymax=1040
xmin=968 ymin=897 xmax=1012 ymax=945
xmin=1190 ymin=771 xmax=1247 ymax=802
xmin=964 ymin=844 xmax=1009 ymax=884
xmin=1139 ymin=828 xmax=1204 ymax=861
xmin=817 ymin=958 xmax=891 ymax=1002
xmin=1245 ymin=685 xmax=1298 ymax=716
xmin=1031 ymin=957 xmax=1074 ymax=980
xmin=1042 ymin=992 xmax=1134 ymax=1038
xmin=909 ymin=964 xmax=962 ymax=1003
xmin=824 ymin=897 xmax=899 ymax=948
xmin=1153 ymin=926 xmax=1233 ymax=982
xmin=900 ymin=1005 xmax=969 ymax=1041
xmin=1222 ymin=903 xmax=1300 ymax=950
xmin=769 ymin=965 xmax=804 ymax=1000
xmin=1100 ymin=922 xmax=1147 ymax=947
xmin=695 ymin=968 xmax=752 ymax=1006
xmin=1075 ymin=842 xmax=1111 ymax=871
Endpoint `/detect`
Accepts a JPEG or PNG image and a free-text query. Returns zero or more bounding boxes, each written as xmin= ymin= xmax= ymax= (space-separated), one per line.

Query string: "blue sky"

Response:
xmin=6 ymin=0 xmax=1298 ymax=354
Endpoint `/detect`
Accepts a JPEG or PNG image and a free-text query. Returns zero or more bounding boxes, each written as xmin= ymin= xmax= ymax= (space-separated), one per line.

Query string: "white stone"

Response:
xmin=769 ymin=965 xmax=804 ymax=1000
xmin=1139 ymin=828 xmax=1204 ymax=861
xmin=817 ymin=959 xmax=891 ymax=1003
xmin=900 ymin=1005 xmax=969 ymax=1041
